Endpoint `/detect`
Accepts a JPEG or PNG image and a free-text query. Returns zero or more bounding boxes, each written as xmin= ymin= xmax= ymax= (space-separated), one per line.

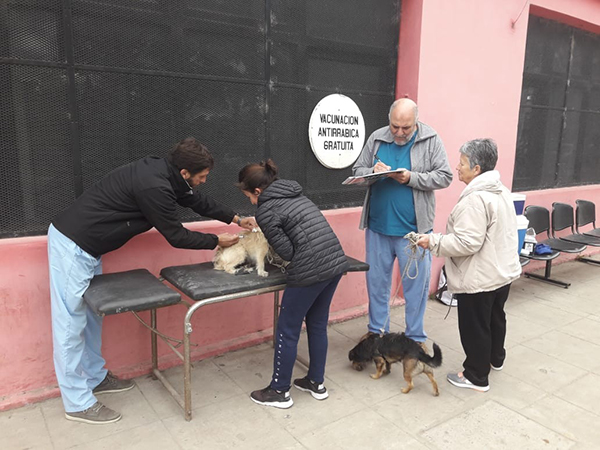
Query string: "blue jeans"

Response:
xmin=365 ymin=228 xmax=431 ymax=341
xmin=48 ymin=224 xmax=108 ymax=412
xmin=270 ymin=274 xmax=342 ymax=392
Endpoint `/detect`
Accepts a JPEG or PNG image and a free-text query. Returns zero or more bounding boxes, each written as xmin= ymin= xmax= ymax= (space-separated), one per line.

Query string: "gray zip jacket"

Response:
xmin=352 ymin=122 xmax=453 ymax=232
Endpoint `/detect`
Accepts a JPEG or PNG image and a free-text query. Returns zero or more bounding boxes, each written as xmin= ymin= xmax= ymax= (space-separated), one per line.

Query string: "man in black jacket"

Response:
xmin=48 ymin=137 xmax=255 ymax=424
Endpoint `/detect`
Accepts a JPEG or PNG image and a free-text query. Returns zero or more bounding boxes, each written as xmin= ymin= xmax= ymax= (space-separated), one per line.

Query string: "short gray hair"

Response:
xmin=459 ymin=138 xmax=498 ymax=173
xmin=388 ymin=98 xmax=419 ymax=121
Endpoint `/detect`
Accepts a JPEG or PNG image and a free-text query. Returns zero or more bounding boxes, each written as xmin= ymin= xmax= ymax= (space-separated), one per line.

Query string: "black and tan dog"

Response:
xmin=348 ymin=332 xmax=442 ymax=396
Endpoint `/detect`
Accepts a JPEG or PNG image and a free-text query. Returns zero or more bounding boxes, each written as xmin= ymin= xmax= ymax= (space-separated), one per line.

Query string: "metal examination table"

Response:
xmin=84 ymin=256 xmax=368 ymax=421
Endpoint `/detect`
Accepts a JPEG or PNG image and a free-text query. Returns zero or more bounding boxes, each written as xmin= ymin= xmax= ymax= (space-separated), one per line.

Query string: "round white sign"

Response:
xmin=308 ymin=94 xmax=365 ymax=169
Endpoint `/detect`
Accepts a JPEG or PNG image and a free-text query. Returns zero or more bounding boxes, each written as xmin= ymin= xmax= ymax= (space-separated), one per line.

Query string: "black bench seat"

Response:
xmin=160 ymin=255 xmax=369 ymax=301
xmin=84 ymin=269 xmax=181 ymax=316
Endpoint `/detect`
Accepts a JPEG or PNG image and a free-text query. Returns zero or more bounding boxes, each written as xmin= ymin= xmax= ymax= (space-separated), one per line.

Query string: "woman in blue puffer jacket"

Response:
xmin=238 ymin=159 xmax=349 ymax=409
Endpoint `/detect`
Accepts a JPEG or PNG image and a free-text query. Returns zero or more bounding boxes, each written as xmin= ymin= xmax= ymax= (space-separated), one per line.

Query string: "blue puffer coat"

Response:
xmin=256 ymin=179 xmax=349 ymax=287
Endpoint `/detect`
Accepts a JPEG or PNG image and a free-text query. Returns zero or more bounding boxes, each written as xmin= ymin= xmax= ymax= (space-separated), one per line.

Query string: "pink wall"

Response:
xmin=398 ymin=0 xmax=600 ymax=278
xmin=2 ymin=0 xmax=600 ymax=412
xmin=396 ymin=0 xmax=423 ymax=101
xmin=0 ymin=209 xmax=368 ymax=411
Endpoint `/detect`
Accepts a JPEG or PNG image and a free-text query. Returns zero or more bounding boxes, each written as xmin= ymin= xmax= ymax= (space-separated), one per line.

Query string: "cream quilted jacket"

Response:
xmin=429 ymin=170 xmax=521 ymax=294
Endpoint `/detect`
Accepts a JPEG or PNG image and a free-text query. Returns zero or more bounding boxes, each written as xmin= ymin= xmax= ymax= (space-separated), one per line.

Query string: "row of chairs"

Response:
xmin=522 ymin=199 xmax=600 ymax=288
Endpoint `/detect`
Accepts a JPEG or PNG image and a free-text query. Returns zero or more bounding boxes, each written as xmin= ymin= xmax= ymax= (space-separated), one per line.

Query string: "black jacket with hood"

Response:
xmin=52 ymin=156 xmax=236 ymax=257
xmin=255 ymin=179 xmax=349 ymax=287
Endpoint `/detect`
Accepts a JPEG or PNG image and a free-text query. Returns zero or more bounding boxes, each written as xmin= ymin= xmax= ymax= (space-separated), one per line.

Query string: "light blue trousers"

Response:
xmin=366 ymin=228 xmax=431 ymax=341
xmin=48 ymin=224 xmax=107 ymax=412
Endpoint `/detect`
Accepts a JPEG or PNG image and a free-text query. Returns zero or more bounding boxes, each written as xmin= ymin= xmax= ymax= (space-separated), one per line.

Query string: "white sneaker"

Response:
xmin=447 ymin=373 xmax=489 ymax=392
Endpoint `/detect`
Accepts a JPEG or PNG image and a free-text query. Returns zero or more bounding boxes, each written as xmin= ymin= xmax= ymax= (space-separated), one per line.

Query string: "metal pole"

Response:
xmin=153 ymin=369 xmax=184 ymax=410
xmin=151 ymin=309 xmax=158 ymax=374
xmin=184 ymin=318 xmax=192 ymax=421
xmin=182 ymin=284 xmax=286 ymax=421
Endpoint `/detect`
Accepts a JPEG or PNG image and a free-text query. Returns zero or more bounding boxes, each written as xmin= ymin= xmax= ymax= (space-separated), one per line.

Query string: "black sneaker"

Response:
xmin=92 ymin=371 xmax=135 ymax=395
xmin=250 ymin=386 xmax=293 ymax=409
xmin=293 ymin=376 xmax=329 ymax=400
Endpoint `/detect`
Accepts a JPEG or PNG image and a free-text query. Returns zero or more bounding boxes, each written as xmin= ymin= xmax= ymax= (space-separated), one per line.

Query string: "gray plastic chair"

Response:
xmin=525 ymin=205 xmax=586 ymax=253
xmin=552 ymin=202 xmax=600 ymax=266
xmin=552 ymin=202 xmax=600 ymax=246
xmin=576 ymin=199 xmax=600 ymax=238
xmin=522 ymin=205 xmax=569 ymax=288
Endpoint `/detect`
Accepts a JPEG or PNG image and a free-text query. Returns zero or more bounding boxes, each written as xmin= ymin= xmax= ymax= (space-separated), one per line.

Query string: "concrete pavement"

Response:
xmin=2 ymin=258 xmax=600 ymax=449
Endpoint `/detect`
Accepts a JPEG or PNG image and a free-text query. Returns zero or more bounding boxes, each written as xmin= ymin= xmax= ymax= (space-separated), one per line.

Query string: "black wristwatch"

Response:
xmin=236 ymin=216 xmax=243 ymax=226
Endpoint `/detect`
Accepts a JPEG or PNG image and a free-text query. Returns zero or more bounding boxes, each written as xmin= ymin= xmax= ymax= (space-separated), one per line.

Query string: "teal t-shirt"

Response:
xmin=368 ymin=134 xmax=417 ymax=236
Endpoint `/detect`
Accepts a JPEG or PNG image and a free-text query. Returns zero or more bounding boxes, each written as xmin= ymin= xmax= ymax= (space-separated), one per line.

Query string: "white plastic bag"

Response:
xmin=435 ymin=265 xmax=457 ymax=307
xmin=521 ymin=227 xmax=537 ymax=256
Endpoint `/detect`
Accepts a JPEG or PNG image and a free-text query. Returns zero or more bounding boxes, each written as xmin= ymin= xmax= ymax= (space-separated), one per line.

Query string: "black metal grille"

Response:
xmin=1 ymin=0 xmax=64 ymax=62
xmin=0 ymin=64 xmax=75 ymax=237
xmin=514 ymin=16 xmax=600 ymax=191
xmin=1 ymin=0 xmax=400 ymax=238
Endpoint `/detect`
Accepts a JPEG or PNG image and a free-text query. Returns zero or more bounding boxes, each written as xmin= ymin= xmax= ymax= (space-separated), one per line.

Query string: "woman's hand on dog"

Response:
xmin=238 ymin=217 xmax=259 ymax=230
xmin=217 ymin=233 xmax=240 ymax=248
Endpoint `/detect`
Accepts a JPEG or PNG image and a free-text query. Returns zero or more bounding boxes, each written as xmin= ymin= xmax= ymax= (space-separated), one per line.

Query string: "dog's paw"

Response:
xmin=257 ymin=269 xmax=268 ymax=277
xmin=370 ymin=373 xmax=381 ymax=380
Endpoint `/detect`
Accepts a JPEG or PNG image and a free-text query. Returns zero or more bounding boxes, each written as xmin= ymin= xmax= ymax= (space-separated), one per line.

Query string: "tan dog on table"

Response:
xmin=213 ymin=229 xmax=270 ymax=277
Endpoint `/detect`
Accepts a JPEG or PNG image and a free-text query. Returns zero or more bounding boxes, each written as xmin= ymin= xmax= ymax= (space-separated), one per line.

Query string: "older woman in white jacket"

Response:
xmin=417 ymin=138 xmax=521 ymax=392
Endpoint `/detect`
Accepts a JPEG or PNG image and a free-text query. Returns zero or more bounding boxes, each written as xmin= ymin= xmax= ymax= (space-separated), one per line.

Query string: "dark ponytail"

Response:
xmin=237 ymin=159 xmax=279 ymax=192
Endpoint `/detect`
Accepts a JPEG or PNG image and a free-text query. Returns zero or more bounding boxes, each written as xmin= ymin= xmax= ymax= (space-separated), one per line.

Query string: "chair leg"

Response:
xmin=576 ymin=255 xmax=600 ymax=266
xmin=524 ymin=260 xmax=571 ymax=288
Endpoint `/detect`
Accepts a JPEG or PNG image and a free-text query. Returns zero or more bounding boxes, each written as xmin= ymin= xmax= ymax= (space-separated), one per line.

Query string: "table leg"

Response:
xmin=151 ymin=309 xmax=158 ymax=374
xmin=184 ymin=320 xmax=192 ymax=421
xmin=180 ymin=284 xmax=286 ymax=421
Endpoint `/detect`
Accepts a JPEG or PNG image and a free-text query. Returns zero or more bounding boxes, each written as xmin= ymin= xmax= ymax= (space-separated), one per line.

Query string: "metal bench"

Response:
xmin=522 ymin=205 xmax=585 ymax=288
xmin=84 ymin=256 xmax=369 ymax=421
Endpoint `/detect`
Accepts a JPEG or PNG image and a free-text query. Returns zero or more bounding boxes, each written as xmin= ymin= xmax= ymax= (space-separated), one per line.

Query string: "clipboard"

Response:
xmin=342 ymin=168 xmax=405 ymax=185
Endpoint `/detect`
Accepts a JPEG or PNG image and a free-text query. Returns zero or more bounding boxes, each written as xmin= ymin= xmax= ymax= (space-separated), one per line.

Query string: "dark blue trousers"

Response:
xmin=270 ymin=274 xmax=343 ymax=392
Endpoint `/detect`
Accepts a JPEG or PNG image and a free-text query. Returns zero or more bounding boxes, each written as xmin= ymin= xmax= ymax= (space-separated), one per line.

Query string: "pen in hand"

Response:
xmin=373 ymin=155 xmax=391 ymax=172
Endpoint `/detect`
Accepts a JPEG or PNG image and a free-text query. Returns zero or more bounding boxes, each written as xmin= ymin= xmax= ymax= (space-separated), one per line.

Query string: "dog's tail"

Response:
xmin=418 ymin=343 xmax=442 ymax=368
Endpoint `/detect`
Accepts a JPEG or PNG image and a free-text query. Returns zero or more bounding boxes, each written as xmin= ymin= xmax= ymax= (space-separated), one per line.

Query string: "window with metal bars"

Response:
xmin=0 ymin=0 xmax=400 ymax=238
xmin=513 ymin=15 xmax=600 ymax=191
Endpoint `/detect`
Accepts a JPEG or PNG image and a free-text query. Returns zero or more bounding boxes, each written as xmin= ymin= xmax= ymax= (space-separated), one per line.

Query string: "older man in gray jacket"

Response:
xmin=352 ymin=98 xmax=452 ymax=343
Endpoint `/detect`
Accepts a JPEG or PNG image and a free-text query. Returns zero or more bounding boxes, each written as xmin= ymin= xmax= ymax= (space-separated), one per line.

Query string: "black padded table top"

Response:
xmin=84 ymin=269 xmax=181 ymax=316
xmin=160 ymin=256 xmax=369 ymax=301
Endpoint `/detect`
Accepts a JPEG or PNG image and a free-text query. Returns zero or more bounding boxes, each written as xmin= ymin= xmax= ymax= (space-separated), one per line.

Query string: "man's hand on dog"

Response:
xmin=217 ymin=233 xmax=239 ymax=248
